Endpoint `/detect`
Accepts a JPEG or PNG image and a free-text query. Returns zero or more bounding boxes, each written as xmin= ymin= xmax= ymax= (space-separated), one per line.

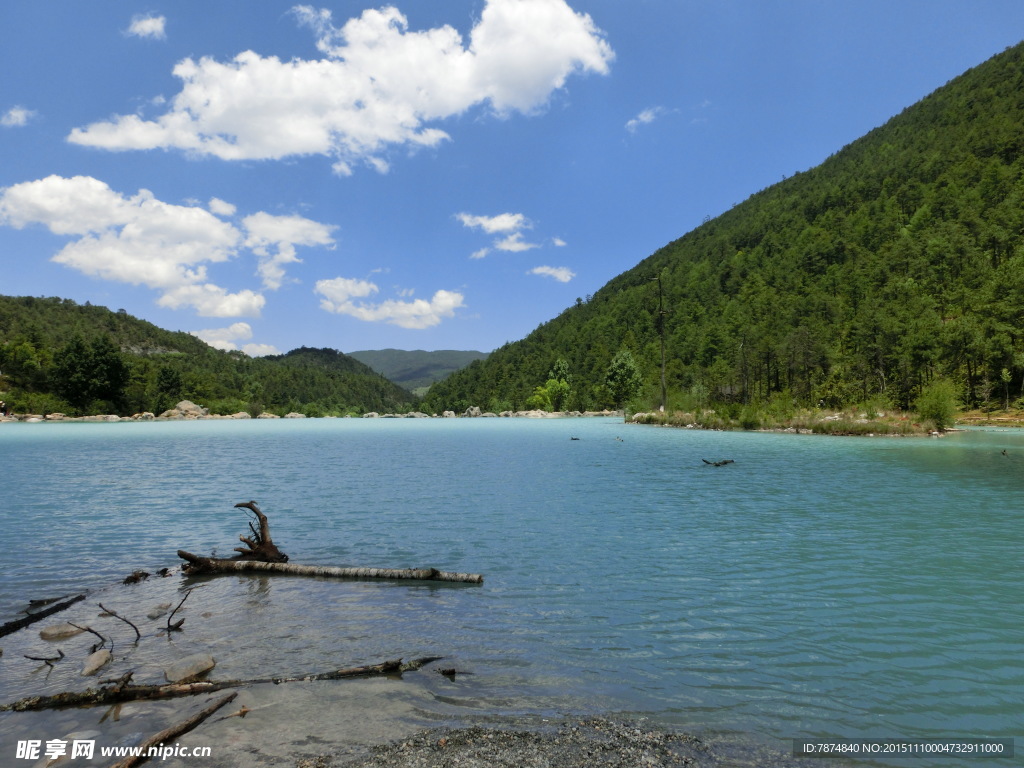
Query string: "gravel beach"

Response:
xmin=298 ymin=716 xmax=834 ymax=768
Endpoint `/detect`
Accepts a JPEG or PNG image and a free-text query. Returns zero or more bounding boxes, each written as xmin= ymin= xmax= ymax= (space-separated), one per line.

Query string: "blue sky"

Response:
xmin=2 ymin=1 xmax=1023 ymax=355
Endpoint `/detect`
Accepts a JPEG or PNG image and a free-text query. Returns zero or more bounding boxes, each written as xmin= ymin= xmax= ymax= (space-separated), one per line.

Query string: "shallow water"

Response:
xmin=0 ymin=418 xmax=1020 ymax=766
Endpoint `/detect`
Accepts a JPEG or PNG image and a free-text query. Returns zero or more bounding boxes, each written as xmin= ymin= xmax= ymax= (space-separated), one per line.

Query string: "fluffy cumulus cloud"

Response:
xmin=457 ymin=210 xmax=540 ymax=254
xmin=529 ymin=265 xmax=575 ymax=282
xmin=191 ymin=322 xmax=280 ymax=356
xmin=2 ymin=106 xmax=37 ymax=127
xmin=69 ymin=0 xmax=613 ymax=174
xmin=126 ymin=14 xmax=167 ymax=40
xmin=315 ymin=277 xmax=464 ymax=329
xmin=0 ymin=175 xmax=334 ymax=317
xmin=242 ymin=211 xmax=336 ymax=290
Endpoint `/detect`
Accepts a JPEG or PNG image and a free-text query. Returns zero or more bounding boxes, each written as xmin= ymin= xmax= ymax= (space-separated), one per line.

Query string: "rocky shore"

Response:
xmin=0 ymin=401 xmax=623 ymax=423
xmin=312 ymin=716 xmax=828 ymax=768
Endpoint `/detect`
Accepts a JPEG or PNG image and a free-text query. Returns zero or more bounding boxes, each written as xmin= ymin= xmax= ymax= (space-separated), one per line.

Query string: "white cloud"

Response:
xmin=458 ymin=210 xmax=540 ymax=254
xmin=242 ymin=211 xmax=336 ymax=290
xmin=529 ymin=265 xmax=575 ymax=282
xmin=208 ymin=197 xmax=237 ymax=217
xmin=0 ymin=175 xmax=333 ymax=317
xmin=495 ymin=231 xmax=540 ymax=252
xmin=1 ymin=106 xmax=37 ymax=127
xmin=127 ymin=14 xmax=167 ymax=40
xmin=69 ymin=0 xmax=613 ymax=173
xmin=315 ymin=277 xmax=464 ymax=329
xmin=626 ymin=105 xmax=667 ymax=133
xmin=242 ymin=343 xmax=281 ymax=357
xmin=192 ymin=321 xmax=253 ymax=349
xmin=191 ymin=323 xmax=279 ymax=355
xmin=552 ymin=237 xmax=567 ymax=247
xmin=456 ymin=211 xmax=529 ymax=234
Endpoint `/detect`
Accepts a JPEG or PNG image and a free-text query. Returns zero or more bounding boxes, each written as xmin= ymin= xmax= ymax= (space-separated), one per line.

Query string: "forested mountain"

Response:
xmin=423 ymin=41 xmax=1024 ymax=415
xmin=348 ymin=349 xmax=489 ymax=395
xmin=0 ymin=296 xmax=414 ymax=416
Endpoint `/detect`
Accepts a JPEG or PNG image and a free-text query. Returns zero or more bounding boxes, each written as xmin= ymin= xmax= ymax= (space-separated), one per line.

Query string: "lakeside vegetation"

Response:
xmin=423 ymin=42 xmax=1024 ymax=425
xmin=0 ymin=296 xmax=414 ymax=417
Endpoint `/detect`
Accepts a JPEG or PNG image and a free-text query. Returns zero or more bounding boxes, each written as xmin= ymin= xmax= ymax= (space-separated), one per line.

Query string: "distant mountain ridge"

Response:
xmin=348 ymin=348 xmax=489 ymax=395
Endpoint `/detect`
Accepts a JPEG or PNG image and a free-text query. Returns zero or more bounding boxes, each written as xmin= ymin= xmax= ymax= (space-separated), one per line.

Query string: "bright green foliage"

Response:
xmin=424 ymin=42 xmax=1024 ymax=414
xmin=915 ymin=378 xmax=960 ymax=431
xmin=605 ymin=349 xmax=642 ymax=408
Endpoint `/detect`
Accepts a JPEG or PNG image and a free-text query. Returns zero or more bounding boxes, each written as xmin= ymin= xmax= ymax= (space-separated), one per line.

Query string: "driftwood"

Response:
xmin=179 ymin=500 xmax=481 ymax=583
xmin=98 ymin=603 xmax=141 ymax=642
xmin=0 ymin=594 xmax=86 ymax=639
xmin=1 ymin=656 xmax=442 ymax=712
xmin=110 ymin=692 xmax=237 ymax=768
xmin=177 ymin=551 xmax=483 ymax=583
xmin=231 ymin=501 xmax=288 ymax=562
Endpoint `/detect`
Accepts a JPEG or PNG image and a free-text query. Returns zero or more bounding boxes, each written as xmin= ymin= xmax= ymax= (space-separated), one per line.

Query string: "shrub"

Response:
xmin=915 ymin=378 xmax=959 ymax=431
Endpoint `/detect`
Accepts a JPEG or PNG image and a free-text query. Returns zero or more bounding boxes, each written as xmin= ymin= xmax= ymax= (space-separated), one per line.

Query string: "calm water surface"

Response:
xmin=0 ymin=417 xmax=1020 ymax=765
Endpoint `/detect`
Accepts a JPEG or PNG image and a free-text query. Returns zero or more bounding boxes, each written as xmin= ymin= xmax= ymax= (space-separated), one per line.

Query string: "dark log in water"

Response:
xmin=0 ymin=594 xmax=87 ymax=639
xmin=177 ymin=550 xmax=484 ymax=583
xmin=1 ymin=656 xmax=443 ymax=712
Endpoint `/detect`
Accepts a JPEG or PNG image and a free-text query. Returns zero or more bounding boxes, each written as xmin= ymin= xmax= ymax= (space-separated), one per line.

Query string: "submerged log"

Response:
xmin=110 ymin=692 xmax=237 ymax=768
xmin=1 ymin=656 xmax=442 ymax=712
xmin=0 ymin=594 xmax=86 ymax=639
xmin=177 ymin=551 xmax=483 ymax=583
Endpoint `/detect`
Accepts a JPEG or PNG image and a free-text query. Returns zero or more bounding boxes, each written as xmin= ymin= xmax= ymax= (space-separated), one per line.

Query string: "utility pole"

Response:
xmin=651 ymin=275 xmax=667 ymax=412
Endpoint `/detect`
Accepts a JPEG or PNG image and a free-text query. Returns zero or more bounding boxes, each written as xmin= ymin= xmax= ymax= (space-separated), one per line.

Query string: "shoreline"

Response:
xmin=0 ymin=404 xmax=624 ymax=423
xmin=320 ymin=714 xmax=836 ymax=768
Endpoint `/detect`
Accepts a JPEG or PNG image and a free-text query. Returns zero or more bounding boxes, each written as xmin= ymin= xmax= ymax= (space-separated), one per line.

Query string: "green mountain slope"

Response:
xmin=423 ymin=41 xmax=1024 ymax=415
xmin=348 ymin=349 xmax=489 ymax=394
xmin=0 ymin=296 xmax=414 ymax=416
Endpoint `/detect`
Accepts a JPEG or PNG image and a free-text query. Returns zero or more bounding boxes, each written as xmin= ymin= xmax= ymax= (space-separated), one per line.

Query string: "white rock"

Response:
xmin=165 ymin=653 xmax=216 ymax=683
xmin=81 ymin=649 xmax=112 ymax=676
xmin=40 ymin=622 xmax=85 ymax=641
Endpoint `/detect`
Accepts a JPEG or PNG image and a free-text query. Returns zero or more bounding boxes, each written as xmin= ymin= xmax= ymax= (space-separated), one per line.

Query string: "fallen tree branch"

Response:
xmin=163 ymin=589 xmax=192 ymax=633
xmin=1 ymin=656 xmax=442 ymax=712
xmin=98 ymin=603 xmax=141 ymax=643
xmin=110 ymin=692 xmax=237 ymax=768
xmin=24 ymin=650 xmax=65 ymax=668
xmin=0 ymin=594 xmax=86 ymax=639
xmin=177 ymin=551 xmax=483 ymax=583
xmin=69 ymin=622 xmax=108 ymax=653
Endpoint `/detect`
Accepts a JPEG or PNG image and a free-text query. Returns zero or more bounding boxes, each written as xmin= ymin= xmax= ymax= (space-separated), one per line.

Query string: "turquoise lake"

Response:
xmin=0 ymin=417 xmax=1020 ymax=765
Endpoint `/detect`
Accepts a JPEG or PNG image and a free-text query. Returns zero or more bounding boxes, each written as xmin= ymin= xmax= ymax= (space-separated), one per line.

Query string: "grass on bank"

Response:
xmin=630 ymin=407 xmax=936 ymax=435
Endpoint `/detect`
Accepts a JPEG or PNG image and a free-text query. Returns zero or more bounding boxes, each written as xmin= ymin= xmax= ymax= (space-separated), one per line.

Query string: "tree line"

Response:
xmin=0 ymin=296 xmax=414 ymax=417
